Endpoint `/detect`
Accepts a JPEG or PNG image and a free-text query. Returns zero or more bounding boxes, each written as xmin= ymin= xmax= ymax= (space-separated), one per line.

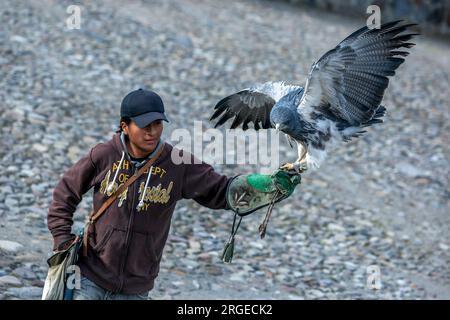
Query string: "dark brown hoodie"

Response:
xmin=48 ymin=132 xmax=231 ymax=294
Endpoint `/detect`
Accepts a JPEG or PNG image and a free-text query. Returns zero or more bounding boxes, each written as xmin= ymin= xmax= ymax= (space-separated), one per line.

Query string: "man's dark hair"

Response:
xmin=116 ymin=117 xmax=131 ymax=133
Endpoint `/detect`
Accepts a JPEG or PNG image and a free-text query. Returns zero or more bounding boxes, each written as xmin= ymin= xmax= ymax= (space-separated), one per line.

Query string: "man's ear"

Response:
xmin=121 ymin=121 xmax=129 ymax=135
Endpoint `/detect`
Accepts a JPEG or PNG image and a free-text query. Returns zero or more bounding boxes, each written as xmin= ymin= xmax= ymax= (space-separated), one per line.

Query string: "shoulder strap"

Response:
xmin=82 ymin=143 xmax=165 ymax=256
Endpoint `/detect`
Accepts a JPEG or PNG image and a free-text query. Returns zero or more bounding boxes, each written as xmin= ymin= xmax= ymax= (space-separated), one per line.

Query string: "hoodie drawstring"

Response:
xmin=107 ymin=151 xmax=125 ymax=194
xmin=117 ymin=132 xmax=164 ymax=210
xmin=137 ymin=166 xmax=153 ymax=210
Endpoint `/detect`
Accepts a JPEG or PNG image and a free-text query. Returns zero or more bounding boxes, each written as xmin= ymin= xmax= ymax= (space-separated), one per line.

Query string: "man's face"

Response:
xmin=121 ymin=119 xmax=163 ymax=155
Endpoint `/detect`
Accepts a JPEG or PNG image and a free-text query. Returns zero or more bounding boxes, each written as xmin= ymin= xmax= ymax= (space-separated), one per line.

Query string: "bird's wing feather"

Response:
xmin=297 ymin=20 xmax=418 ymax=125
xmin=210 ymin=81 xmax=301 ymax=130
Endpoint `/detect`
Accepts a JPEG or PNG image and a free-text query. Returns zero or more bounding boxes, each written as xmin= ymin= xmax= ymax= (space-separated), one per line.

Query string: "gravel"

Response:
xmin=0 ymin=0 xmax=449 ymax=300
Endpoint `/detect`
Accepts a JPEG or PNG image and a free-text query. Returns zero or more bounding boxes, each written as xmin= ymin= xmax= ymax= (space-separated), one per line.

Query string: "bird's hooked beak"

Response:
xmin=275 ymin=123 xmax=280 ymax=134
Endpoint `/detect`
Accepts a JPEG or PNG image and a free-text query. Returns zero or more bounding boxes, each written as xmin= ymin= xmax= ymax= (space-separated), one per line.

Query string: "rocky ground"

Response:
xmin=0 ymin=0 xmax=449 ymax=300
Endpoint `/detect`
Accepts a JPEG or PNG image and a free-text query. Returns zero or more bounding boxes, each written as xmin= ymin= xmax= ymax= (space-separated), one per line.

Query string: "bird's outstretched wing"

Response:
xmin=210 ymin=82 xmax=300 ymax=130
xmin=298 ymin=20 xmax=418 ymax=125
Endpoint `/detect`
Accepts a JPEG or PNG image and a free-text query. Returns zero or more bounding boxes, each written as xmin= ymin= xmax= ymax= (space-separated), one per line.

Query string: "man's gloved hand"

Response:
xmin=226 ymin=169 xmax=301 ymax=216
xmin=221 ymin=169 xmax=301 ymax=263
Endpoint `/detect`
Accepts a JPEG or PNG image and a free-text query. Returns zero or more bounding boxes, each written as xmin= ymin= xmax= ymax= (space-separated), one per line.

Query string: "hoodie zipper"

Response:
xmin=115 ymin=136 xmax=136 ymax=293
xmin=115 ymin=134 xmax=162 ymax=293
xmin=116 ymin=164 xmax=138 ymax=293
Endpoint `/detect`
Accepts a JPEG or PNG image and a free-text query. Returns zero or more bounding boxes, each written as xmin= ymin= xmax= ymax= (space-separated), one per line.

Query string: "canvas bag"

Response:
xmin=41 ymin=231 xmax=83 ymax=300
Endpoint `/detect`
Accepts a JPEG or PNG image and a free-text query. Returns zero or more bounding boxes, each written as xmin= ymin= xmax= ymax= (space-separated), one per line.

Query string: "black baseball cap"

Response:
xmin=120 ymin=88 xmax=169 ymax=128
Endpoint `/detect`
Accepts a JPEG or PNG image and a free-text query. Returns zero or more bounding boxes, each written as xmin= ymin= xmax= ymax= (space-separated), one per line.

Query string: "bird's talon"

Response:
xmin=280 ymin=162 xmax=295 ymax=171
xmin=297 ymin=162 xmax=308 ymax=173
xmin=280 ymin=162 xmax=307 ymax=174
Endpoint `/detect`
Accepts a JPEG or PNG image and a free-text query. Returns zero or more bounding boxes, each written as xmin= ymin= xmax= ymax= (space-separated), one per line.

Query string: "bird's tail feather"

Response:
xmin=362 ymin=105 xmax=386 ymax=127
xmin=341 ymin=105 xmax=386 ymax=142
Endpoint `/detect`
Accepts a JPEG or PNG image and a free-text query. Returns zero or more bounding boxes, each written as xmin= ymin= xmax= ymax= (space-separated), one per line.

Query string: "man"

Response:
xmin=47 ymin=88 xmax=299 ymax=300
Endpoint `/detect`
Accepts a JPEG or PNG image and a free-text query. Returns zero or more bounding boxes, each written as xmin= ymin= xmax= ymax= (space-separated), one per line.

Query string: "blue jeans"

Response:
xmin=73 ymin=276 xmax=150 ymax=300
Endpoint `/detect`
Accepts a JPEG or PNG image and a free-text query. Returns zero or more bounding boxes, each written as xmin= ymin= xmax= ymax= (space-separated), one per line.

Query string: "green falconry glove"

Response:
xmin=226 ymin=169 xmax=301 ymax=216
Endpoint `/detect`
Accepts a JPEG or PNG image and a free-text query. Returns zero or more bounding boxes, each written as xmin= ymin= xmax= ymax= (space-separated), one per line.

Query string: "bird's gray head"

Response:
xmin=270 ymin=87 xmax=303 ymax=134
xmin=270 ymin=107 xmax=296 ymax=134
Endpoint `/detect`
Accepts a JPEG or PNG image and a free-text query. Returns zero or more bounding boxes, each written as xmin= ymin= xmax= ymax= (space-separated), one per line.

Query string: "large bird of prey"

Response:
xmin=210 ymin=21 xmax=418 ymax=172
